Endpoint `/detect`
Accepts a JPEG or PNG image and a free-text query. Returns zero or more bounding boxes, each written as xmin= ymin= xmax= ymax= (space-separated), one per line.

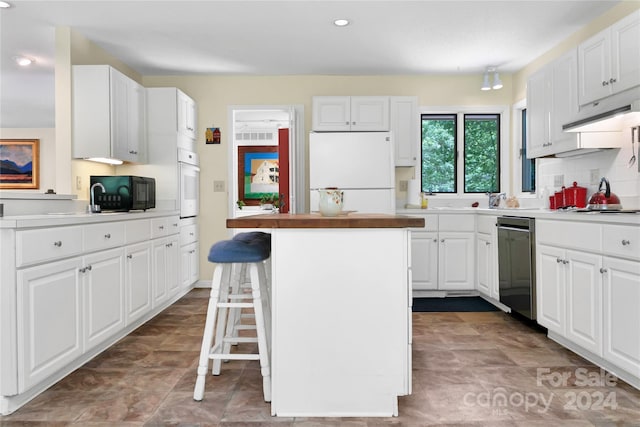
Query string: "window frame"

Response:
xmin=511 ymin=99 xmax=538 ymax=200
xmin=419 ymin=105 xmax=510 ymax=198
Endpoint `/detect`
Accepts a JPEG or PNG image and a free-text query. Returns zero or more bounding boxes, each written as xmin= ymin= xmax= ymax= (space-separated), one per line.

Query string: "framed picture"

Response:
xmin=238 ymin=145 xmax=278 ymax=206
xmin=0 ymin=139 xmax=39 ymax=189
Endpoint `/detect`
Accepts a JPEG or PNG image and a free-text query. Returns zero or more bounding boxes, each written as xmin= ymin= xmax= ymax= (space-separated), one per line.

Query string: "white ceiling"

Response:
xmin=0 ymin=0 xmax=622 ymax=128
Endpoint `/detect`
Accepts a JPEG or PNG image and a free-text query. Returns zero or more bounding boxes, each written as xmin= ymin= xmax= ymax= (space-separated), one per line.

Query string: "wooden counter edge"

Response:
xmin=227 ymin=213 xmax=425 ymax=229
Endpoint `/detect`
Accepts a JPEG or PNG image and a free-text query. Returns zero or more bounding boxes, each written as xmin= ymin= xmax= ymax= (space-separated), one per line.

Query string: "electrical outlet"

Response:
xmin=75 ymin=176 xmax=82 ymax=190
xmin=213 ymin=180 xmax=225 ymax=192
xmin=590 ymin=169 xmax=600 ymax=185
xmin=399 ymin=180 xmax=408 ymax=191
xmin=553 ymin=174 xmax=564 ymax=187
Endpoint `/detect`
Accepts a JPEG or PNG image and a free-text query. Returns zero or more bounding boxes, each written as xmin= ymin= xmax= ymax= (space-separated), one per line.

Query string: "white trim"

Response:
xmin=511 ymin=99 xmax=538 ymax=200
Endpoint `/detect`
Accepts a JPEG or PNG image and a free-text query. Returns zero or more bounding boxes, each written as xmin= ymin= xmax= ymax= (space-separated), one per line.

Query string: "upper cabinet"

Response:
xmin=312 ymin=96 xmax=390 ymax=131
xmin=146 ymin=88 xmax=197 ymax=150
xmin=527 ymin=49 xmax=579 ymax=158
xmin=72 ymin=65 xmax=147 ymax=164
xmin=390 ymin=96 xmax=418 ymax=166
xmin=578 ymin=10 xmax=640 ymax=106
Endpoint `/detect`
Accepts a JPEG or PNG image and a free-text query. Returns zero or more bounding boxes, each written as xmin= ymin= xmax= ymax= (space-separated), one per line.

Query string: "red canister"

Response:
xmin=554 ymin=188 xmax=565 ymax=209
xmin=563 ymin=181 xmax=588 ymax=208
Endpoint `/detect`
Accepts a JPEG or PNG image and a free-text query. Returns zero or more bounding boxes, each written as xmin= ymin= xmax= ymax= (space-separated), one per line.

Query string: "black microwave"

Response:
xmin=90 ymin=176 xmax=156 ymax=212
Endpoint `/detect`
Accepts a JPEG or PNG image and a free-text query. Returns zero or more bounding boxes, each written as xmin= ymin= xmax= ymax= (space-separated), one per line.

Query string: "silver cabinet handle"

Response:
xmin=433 ymin=238 xmax=437 ymax=242
xmin=602 ymin=80 xmax=608 ymax=86
xmin=622 ymin=240 xmax=630 ymax=246
xmin=79 ymin=267 xmax=86 ymax=273
xmin=173 ymin=223 xmax=178 ymax=227
xmin=127 ymin=254 xmax=133 ymax=259
xmin=345 ymin=121 xmax=350 ymax=125
xmin=104 ymin=233 xmax=111 ymax=239
xmin=563 ymin=260 xmax=569 ymax=265
xmin=600 ymin=268 xmax=608 ymax=274
xmin=86 ymin=265 xmax=92 ymax=271
xmin=610 ymin=78 xmax=617 ymax=84
xmin=556 ymin=258 xmax=563 ymax=263
xmin=159 ymin=225 xmax=164 ymax=230
xmin=54 ymin=241 xmax=62 ymax=247
xmin=441 ymin=239 xmax=445 ymax=243
xmin=189 ymin=232 xmax=194 ymax=236
xmin=485 ymin=241 xmax=490 ymax=246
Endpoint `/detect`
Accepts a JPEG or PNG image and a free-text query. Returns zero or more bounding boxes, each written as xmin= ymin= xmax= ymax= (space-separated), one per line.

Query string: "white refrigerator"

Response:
xmin=309 ymin=132 xmax=396 ymax=214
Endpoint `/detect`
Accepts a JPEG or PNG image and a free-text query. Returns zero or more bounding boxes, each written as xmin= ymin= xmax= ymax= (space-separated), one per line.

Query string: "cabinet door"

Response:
xmin=526 ymin=68 xmax=550 ymax=158
xmin=549 ymin=49 xmax=579 ymax=151
xmin=578 ymin=29 xmax=611 ymax=105
xmin=390 ymin=96 xmax=418 ymax=166
xmin=438 ymin=232 xmax=474 ymax=290
xmin=110 ymin=68 xmax=131 ymax=161
xmin=350 ymin=96 xmax=390 ymax=131
xmin=152 ymin=238 xmax=168 ymax=306
xmin=476 ymin=234 xmax=492 ymax=296
xmin=125 ymin=242 xmax=152 ymax=324
xmin=611 ymin=10 xmax=640 ymax=95
xmin=178 ymin=90 xmax=197 ymax=140
xmin=126 ymin=80 xmax=147 ymax=163
xmin=565 ymin=250 xmax=602 ymax=356
xmin=17 ymin=258 xmax=83 ymax=391
xmin=602 ymin=256 xmax=640 ymax=376
xmin=536 ymin=244 xmax=566 ymax=334
xmin=166 ymin=235 xmax=180 ymax=298
xmin=82 ymin=248 xmax=125 ymax=352
xmin=411 ymin=232 xmax=438 ymax=290
xmin=312 ymin=96 xmax=351 ymax=131
xmin=181 ymin=241 xmax=199 ymax=288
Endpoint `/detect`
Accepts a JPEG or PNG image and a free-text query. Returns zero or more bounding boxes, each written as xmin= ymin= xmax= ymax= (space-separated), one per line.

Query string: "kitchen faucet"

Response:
xmin=89 ymin=182 xmax=105 ymax=213
xmin=487 ymin=192 xmax=506 ymax=209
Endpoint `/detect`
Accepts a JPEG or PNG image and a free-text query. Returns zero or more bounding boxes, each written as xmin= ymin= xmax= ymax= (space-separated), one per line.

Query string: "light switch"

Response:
xmin=76 ymin=176 xmax=82 ymax=190
xmin=213 ymin=180 xmax=225 ymax=192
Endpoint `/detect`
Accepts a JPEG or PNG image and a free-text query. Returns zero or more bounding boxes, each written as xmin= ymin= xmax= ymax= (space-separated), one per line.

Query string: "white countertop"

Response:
xmin=396 ymin=207 xmax=640 ymax=226
xmin=0 ymin=209 xmax=180 ymax=229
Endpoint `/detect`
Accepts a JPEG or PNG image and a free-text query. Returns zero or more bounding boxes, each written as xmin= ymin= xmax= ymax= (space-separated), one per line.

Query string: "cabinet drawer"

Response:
xmin=84 ymin=222 xmax=125 ymax=253
xmin=439 ymin=214 xmax=475 ymax=232
xmin=151 ymin=218 xmax=169 ymax=238
xmin=603 ymin=224 xmax=640 ymax=261
xmin=537 ymin=219 xmax=602 ymax=252
xmin=16 ymin=226 xmax=83 ymax=267
xmin=477 ymin=215 xmax=497 ymax=234
xmin=180 ymin=224 xmax=198 ymax=246
xmin=125 ymin=219 xmax=151 ymax=244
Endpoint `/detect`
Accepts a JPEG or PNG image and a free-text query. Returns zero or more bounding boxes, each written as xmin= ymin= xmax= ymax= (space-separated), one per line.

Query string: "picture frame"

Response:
xmin=237 ymin=145 xmax=278 ymax=206
xmin=0 ymin=139 xmax=39 ymax=190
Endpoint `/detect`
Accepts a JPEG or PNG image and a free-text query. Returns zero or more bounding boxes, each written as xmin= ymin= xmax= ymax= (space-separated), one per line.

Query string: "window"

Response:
xmin=421 ymin=111 xmax=501 ymax=194
xmin=520 ymin=109 xmax=536 ymax=193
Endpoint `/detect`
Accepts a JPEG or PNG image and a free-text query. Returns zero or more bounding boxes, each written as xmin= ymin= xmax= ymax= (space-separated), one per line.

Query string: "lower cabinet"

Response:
xmin=17 ymin=258 xmax=83 ymax=392
xmin=602 ymin=256 xmax=640 ymax=376
xmin=82 ymin=248 xmax=126 ymax=352
xmin=181 ymin=241 xmax=199 ymax=288
xmin=476 ymin=233 xmax=493 ymax=296
xmin=125 ymin=241 xmax=152 ymax=324
xmin=410 ymin=214 xmax=475 ymax=292
xmin=152 ymin=235 xmax=180 ymax=306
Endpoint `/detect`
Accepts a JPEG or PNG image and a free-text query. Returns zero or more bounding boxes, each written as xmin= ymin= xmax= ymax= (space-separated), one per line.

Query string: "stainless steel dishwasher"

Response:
xmin=497 ymin=216 xmax=536 ymax=320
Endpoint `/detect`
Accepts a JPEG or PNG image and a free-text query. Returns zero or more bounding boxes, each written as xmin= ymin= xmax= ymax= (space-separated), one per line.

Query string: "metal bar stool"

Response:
xmin=194 ymin=232 xmax=272 ymax=402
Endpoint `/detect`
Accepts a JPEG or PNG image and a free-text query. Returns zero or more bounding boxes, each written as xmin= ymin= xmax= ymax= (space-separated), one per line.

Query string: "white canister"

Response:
xmin=318 ymin=188 xmax=344 ymax=217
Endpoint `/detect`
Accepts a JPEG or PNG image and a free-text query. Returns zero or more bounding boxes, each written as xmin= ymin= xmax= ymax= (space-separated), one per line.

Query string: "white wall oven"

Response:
xmin=179 ymin=149 xmax=199 ymax=218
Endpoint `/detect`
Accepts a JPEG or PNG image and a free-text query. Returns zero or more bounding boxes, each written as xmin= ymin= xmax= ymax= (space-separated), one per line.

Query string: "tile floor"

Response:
xmin=1 ymin=288 xmax=639 ymax=426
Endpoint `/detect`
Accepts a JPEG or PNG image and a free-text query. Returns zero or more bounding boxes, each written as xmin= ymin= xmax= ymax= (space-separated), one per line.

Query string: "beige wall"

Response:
xmin=143 ymin=74 xmax=514 ymax=279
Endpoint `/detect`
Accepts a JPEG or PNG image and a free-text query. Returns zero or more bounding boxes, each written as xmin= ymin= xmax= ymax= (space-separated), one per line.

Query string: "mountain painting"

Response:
xmin=0 ymin=139 xmax=39 ymax=189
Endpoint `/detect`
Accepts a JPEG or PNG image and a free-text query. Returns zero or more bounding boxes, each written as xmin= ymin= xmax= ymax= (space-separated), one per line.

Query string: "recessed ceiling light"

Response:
xmin=334 ymin=19 xmax=350 ymax=27
xmin=0 ymin=2 xmax=11 ymax=8
xmin=14 ymin=56 xmax=34 ymax=66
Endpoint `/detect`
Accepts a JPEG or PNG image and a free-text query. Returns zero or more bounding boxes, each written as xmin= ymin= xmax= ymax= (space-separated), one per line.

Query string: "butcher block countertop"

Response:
xmin=227 ymin=213 xmax=425 ymax=229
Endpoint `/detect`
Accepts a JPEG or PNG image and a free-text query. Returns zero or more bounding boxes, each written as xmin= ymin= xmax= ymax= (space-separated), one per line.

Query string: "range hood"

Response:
xmin=563 ymin=92 xmax=640 ymax=133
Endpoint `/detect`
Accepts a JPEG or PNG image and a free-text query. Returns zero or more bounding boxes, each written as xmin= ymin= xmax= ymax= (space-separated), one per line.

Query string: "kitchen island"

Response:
xmin=227 ymin=213 xmax=424 ymax=417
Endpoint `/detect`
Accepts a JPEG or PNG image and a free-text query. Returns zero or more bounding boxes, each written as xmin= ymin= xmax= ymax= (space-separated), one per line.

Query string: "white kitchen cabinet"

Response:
xmin=578 ymin=10 xmax=640 ymax=106
xmin=410 ymin=213 xmax=474 ymax=292
xmin=526 ymin=49 xmax=579 ymax=158
xmin=177 ymin=89 xmax=197 ymax=141
xmin=124 ymin=241 xmax=152 ymax=324
xmin=476 ymin=215 xmax=498 ymax=300
xmin=312 ymin=96 xmax=390 ymax=131
xmin=17 ymin=258 xmax=83 ymax=391
xmin=179 ymin=220 xmax=199 ymax=288
xmin=72 ymin=65 xmax=147 ymax=163
xmin=152 ymin=235 xmax=179 ymax=306
xmin=536 ymin=244 xmax=566 ymax=335
xmin=81 ymin=248 xmax=125 ymax=352
xmin=602 ymin=256 xmax=640 ymax=377
xmin=390 ymin=96 xmax=418 ymax=166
